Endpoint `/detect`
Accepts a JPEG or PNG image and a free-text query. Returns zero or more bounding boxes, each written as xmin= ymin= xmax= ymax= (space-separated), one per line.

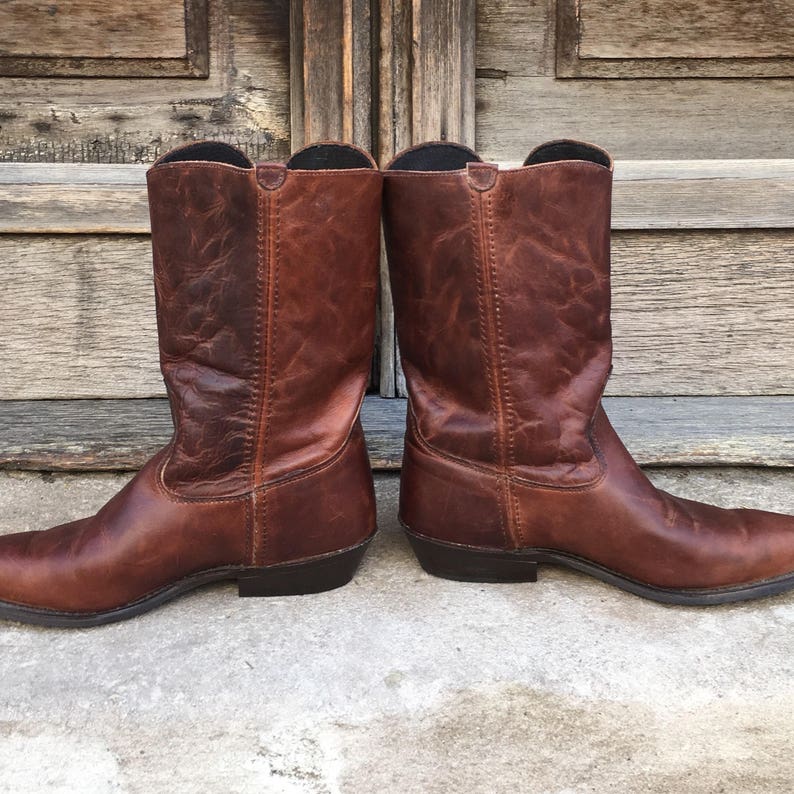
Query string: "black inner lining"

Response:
xmin=388 ymin=143 xmax=481 ymax=172
xmin=287 ymin=143 xmax=373 ymax=170
xmin=523 ymin=141 xmax=610 ymax=168
xmin=157 ymin=141 xmax=252 ymax=168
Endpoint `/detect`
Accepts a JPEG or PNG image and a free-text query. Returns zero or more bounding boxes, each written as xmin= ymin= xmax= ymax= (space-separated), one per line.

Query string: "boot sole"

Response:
xmin=405 ymin=528 xmax=794 ymax=606
xmin=0 ymin=535 xmax=373 ymax=628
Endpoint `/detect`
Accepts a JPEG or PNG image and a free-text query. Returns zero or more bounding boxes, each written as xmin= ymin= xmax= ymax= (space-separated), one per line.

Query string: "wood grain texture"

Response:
xmin=0 ymin=0 xmax=208 ymax=78
xmin=556 ymin=0 xmax=794 ymax=78
xmin=409 ymin=0 xmax=476 ymax=147
xmin=0 ymin=164 xmax=148 ymax=233
xmin=0 ymin=0 xmax=290 ymax=162
xmin=5 ymin=160 xmax=793 ymax=233
xmin=0 ymin=185 xmax=150 ymax=234
xmin=578 ymin=0 xmax=794 ymax=60
xmin=377 ymin=0 xmax=476 ymax=396
xmin=376 ymin=0 xmax=476 ymax=177
xmin=610 ymin=159 xmax=794 ymax=230
xmin=289 ymin=0 xmax=373 ymax=150
xmin=477 ymin=0 xmax=794 ymax=159
xmin=0 ymin=1 xmax=187 ymax=58
xmin=0 ymin=235 xmax=162 ymax=399
xmin=1 ymin=231 xmax=793 ymax=400
xmin=2 ymin=396 xmax=792 ymax=471
xmin=0 ymin=163 xmax=148 ymax=184
xmin=610 ymin=229 xmax=794 ymax=396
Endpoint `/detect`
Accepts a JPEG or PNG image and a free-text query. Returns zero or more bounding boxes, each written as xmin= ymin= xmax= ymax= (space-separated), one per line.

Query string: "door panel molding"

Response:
xmin=0 ymin=0 xmax=209 ymax=78
xmin=557 ymin=0 xmax=794 ymax=78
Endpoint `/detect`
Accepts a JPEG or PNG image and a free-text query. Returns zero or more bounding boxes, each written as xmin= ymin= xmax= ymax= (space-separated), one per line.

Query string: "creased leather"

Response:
xmin=262 ymin=170 xmax=381 ymax=482
xmin=148 ymin=164 xmax=261 ymax=496
xmin=385 ymin=140 xmax=794 ymax=591
xmin=0 ymin=451 xmax=248 ymax=613
xmin=384 ymin=164 xmax=611 ymax=484
xmin=0 ymin=142 xmax=380 ymax=617
xmin=384 ymin=173 xmax=497 ymax=465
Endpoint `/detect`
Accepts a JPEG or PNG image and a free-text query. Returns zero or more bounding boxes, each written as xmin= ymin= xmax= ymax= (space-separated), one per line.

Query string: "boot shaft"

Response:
xmin=147 ymin=142 xmax=382 ymax=497
xmin=383 ymin=140 xmax=613 ymax=487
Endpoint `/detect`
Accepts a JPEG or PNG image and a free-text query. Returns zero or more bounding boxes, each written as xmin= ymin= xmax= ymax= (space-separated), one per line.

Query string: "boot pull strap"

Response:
xmin=256 ymin=163 xmax=287 ymax=191
xmin=466 ymin=162 xmax=498 ymax=192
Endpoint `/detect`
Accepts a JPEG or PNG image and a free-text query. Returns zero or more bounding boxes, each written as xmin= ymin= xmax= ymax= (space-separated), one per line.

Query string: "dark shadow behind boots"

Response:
xmin=0 ymin=141 xmax=382 ymax=627
xmin=383 ymin=139 xmax=794 ymax=605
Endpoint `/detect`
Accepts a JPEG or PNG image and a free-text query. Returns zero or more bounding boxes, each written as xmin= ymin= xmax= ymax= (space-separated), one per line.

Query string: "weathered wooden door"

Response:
xmin=0 ymin=0 xmax=293 ymax=463
xmin=473 ymin=0 xmax=794 ymax=465
xmin=1 ymin=0 xmax=792 ymax=470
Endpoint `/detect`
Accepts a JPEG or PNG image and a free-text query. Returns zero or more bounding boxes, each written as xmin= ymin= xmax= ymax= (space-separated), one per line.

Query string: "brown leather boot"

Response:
xmin=0 ymin=141 xmax=381 ymax=626
xmin=383 ymin=139 xmax=794 ymax=605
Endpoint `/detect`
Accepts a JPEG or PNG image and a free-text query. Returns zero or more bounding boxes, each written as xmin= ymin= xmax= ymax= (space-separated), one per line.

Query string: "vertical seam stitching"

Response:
xmin=470 ymin=191 xmax=508 ymax=549
xmin=260 ymin=190 xmax=281 ymax=566
xmin=242 ymin=496 xmax=252 ymax=567
xmin=252 ymin=190 xmax=273 ymax=566
xmin=247 ymin=188 xmax=267 ymax=566
xmin=485 ymin=193 xmax=524 ymax=547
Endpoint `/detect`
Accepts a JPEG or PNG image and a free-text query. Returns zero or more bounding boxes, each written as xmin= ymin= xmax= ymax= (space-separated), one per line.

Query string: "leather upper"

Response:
xmin=385 ymin=140 xmax=794 ymax=591
xmin=384 ymin=143 xmax=613 ymax=487
xmin=148 ymin=144 xmax=382 ymax=499
xmin=0 ymin=141 xmax=380 ymax=614
xmin=148 ymin=161 xmax=261 ymax=496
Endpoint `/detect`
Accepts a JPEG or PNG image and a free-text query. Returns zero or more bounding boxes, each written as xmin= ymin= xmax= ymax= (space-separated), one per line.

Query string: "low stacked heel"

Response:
xmin=237 ymin=536 xmax=373 ymax=597
xmin=405 ymin=530 xmax=538 ymax=583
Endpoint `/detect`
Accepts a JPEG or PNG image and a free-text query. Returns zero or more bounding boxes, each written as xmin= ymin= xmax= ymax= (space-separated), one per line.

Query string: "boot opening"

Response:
xmin=287 ymin=143 xmax=375 ymax=170
xmin=523 ymin=140 xmax=611 ymax=169
xmin=388 ymin=142 xmax=481 ymax=172
xmin=155 ymin=141 xmax=253 ymax=168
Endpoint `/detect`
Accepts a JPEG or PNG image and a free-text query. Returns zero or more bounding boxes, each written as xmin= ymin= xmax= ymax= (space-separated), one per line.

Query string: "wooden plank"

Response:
xmin=0 ymin=1 xmax=187 ymax=58
xmin=625 ymin=159 xmax=794 ymax=230
xmin=409 ymin=0 xmax=476 ymax=147
xmin=4 ymin=159 xmax=793 ymax=234
xmin=289 ymin=0 xmax=373 ymax=151
xmin=377 ymin=0 xmax=477 ymax=396
xmin=0 ymin=0 xmax=208 ymax=78
xmin=555 ymin=0 xmax=794 ymax=79
xmin=0 ymin=235 xmax=162 ymax=399
xmin=0 ymin=185 xmax=150 ymax=234
xmin=1 ymin=230 xmax=793 ymax=400
xmin=376 ymin=0 xmax=408 ymax=398
xmin=610 ymin=229 xmax=794 ymax=397
xmin=0 ymin=163 xmax=147 ymax=184
xmin=0 ymin=0 xmax=290 ymax=162
xmin=1 ymin=396 xmax=792 ymax=472
xmin=476 ymin=0 xmax=794 ymax=158
xmin=0 ymin=164 xmax=149 ymax=234
xmin=579 ymin=0 xmax=794 ymax=59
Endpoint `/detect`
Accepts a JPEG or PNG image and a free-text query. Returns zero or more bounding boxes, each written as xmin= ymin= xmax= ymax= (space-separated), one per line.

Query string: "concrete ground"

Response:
xmin=1 ymin=468 xmax=793 ymax=793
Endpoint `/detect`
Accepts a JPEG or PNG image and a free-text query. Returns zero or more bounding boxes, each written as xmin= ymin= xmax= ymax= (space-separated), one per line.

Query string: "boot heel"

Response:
xmin=237 ymin=537 xmax=371 ymax=597
xmin=406 ymin=530 xmax=538 ymax=583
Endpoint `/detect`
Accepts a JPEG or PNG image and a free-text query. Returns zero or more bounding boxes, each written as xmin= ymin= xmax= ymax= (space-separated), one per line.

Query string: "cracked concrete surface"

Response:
xmin=0 ymin=468 xmax=793 ymax=793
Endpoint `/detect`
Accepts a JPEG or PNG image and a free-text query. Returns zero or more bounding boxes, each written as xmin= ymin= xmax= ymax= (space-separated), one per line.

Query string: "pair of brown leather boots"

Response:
xmin=3 ymin=139 xmax=794 ymax=627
